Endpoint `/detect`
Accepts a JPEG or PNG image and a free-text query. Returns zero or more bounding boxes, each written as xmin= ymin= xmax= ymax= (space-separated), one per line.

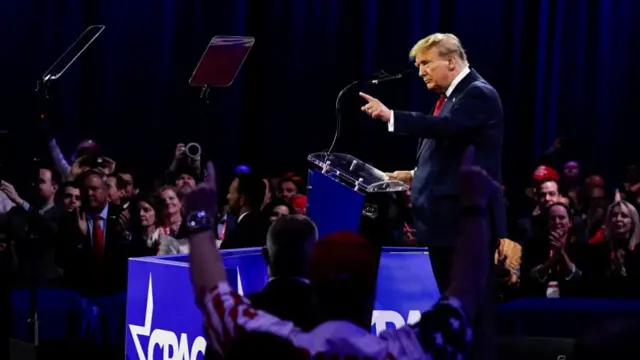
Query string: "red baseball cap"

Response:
xmin=308 ymin=231 xmax=379 ymax=288
xmin=532 ymin=165 xmax=559 ymax=182
xmin=291 ymin=195 xmax=307 ymax=214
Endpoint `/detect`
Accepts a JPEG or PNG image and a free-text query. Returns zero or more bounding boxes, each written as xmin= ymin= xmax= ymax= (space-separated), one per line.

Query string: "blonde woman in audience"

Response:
xmin=588 ymin=199 xmax=640 ymax=297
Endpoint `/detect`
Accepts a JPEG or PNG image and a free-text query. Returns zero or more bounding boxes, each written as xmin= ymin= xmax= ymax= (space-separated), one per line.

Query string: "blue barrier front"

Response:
xmin=124 ymin=247 xmax=439 ymax=359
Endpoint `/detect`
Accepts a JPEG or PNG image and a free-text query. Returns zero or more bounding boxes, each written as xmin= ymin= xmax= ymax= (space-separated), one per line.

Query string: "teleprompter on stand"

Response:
xmin=187 ymin=36 xmax=254 ymax=165
xmin=188 ymin=36 xmax=255 ymax=101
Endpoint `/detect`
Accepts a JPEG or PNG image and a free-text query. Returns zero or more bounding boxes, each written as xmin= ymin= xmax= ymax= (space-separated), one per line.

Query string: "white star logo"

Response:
xmin=236 ymin=266 xmax=244 ymax=295
xmin=127 ymin=266 xmax=244 ymax=360
xmin=129 ymin=274 xmax=154 ymax=360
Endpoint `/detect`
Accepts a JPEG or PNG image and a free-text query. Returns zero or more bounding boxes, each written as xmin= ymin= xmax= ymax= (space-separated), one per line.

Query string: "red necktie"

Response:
xmin=93 ymin=215 xmax=105 ymax=290
xmin=433 ymin=94 xmax=447 ymax=116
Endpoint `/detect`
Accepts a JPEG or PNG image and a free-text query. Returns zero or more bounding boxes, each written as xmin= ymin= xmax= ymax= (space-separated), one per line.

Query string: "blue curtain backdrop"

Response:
xmin=0 ymin=0 xmax=638 ymax=189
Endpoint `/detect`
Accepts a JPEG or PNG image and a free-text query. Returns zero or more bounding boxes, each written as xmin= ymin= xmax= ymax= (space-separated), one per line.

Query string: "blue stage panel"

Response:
xmin=124 ymin=247 xmax=439 ymax=359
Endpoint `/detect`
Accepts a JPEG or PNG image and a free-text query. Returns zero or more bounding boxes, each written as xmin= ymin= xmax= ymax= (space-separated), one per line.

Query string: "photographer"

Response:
xmin=164 ymin=143 xmax=201 ymax=194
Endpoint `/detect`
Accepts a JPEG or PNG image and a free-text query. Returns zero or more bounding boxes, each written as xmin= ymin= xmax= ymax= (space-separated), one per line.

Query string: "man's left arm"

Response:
xmin=392 ymin=86 xmax=497 ymax=139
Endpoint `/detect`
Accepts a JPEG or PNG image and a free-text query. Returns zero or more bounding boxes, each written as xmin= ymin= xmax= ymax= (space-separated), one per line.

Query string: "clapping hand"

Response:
xmin=76 ymin=209 xmax=88 ymax=236
xmin=549 ymin=230 xmax=564 ymax=258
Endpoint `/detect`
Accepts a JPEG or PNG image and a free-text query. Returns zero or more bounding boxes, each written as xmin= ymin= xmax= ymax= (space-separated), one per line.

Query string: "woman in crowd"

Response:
xmin=159 ymin=186 xmax=184 ymax=236
xmin=520 ymin=202 xmax=589 ymax=297
xmin=262 ymin=197 xmax=296 ymax=223
xmin=588 ymin=200 xmax=640 ymax=297
xmin=131 ymin=193 xmax=186 ymax=256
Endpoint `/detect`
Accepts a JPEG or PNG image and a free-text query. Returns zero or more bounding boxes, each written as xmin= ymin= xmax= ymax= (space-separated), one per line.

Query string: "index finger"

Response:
xmin=205 ymin=161 xmax=216 ymax=186
xmin=461 ymin=145 xmax=475 ymax=168
xmin=359 ymin=92 xmax=376 ymax=102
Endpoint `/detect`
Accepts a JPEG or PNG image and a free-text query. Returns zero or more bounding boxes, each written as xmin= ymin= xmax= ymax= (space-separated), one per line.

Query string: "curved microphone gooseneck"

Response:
xmin=326 ymin=80 xmax=360 ymax=155
xmin=325 ymin=69 xmax=412 ymax=156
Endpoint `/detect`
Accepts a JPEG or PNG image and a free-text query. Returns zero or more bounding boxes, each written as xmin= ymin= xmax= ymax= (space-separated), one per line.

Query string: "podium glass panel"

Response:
xmin=308 ymin=152 xmax=409 ymax=193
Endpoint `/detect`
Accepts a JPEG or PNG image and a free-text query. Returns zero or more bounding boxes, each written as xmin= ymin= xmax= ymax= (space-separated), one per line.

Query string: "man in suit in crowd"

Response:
xmin=1 ymin=167 xmax=62 ymax=285
xmin=58 ymin=169 xmax=133 ymax=296
xmin=360 ymin=32 xmax=505 ymax=289
xmin=203 ymin=214 xmax=318 ymax=360
xmin=220 ymin=173 xmax=270 ymax=249
xmin=56 ymin=169 xmax=135 ymax=357
xmin=250 ymin=214 xmax=318 ymax=330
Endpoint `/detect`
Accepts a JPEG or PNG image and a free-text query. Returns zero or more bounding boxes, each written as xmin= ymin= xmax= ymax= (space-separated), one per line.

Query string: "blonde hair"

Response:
xmin=604 ymin=200 xmax=640 ymax=250
xmin=409 ymin=33 xmax=469 ymax=66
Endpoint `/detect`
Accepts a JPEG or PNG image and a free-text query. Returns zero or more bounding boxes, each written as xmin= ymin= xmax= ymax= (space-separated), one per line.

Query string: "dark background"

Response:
xmin=0 ymin=0 xmax=638 ymax=190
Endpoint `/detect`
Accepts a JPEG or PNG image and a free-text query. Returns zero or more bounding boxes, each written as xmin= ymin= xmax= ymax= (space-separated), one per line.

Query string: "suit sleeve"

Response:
xmin=393 ymin=86 xmax=497 ymax=139
xmin=7 ymin=206 xmax=58 ymax=239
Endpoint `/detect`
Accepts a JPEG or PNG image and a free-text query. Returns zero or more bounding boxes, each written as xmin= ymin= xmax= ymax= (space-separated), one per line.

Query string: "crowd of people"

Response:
xmin=0 ymin=132 xmax=636 ymax=358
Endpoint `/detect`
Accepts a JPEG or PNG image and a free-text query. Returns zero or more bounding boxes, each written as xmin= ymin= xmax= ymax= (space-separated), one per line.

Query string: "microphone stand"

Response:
xmin=326 ymin=80 xmax=359 ymax=155
xmin=24 ymin=80 xmax=52 ymax=349
xmin=325 ymin=69 xmax=410 ymax=156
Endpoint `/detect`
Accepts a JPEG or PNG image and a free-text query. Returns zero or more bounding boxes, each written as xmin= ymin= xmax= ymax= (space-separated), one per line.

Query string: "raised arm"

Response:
xmin=48 ymin=139 xmax=72 ymax=180
xmin=185 ymin=162 xmax=297 ymax=356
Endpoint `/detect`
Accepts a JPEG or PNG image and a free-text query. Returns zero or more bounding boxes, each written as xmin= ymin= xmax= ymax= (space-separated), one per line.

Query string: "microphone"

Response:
xmin=366 ymin=68 xmax=415 ymax=85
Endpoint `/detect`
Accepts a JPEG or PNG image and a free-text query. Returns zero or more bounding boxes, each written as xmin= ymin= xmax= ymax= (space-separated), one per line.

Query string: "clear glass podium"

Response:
xmin=308 ymin=152 xmax=409 ymax=193
xmin=306 ymin=152 xmax=409 ymax=239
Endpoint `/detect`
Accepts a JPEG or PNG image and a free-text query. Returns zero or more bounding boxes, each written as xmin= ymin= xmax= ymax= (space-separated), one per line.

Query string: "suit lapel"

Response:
xmin=415 ymin=69 xmax=482 ymax=161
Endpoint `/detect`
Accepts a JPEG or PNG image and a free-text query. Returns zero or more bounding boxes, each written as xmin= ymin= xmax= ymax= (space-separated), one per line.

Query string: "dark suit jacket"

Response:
xmin=247 ymin=278 xmax=316 ymax=331
xmin=6 ymin=203 xmax=61 ymax=283
xmin=203 ymin=278 xmax=316 ymax=360
xmin=57 ymin=203 xmax=133 ymax=296
xmin=220 ymin=211 xmax=270 ymax=249
xmin=393 ymin=69 xmax=506 ymax=247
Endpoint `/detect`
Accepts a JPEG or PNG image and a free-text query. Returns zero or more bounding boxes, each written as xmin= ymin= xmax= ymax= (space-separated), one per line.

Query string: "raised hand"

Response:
xmin=175 ymin=143 xmax=186 ymax=160
xmin=359 ymin=92 xmax=391 ymax=122
xmin=183 ymin=161 xmax=218 ymax=218
xmin=0 ymin=180 xmax=23 ymax=206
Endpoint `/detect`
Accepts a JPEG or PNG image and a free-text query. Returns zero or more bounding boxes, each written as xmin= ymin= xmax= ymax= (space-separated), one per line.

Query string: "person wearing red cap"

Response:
xmin=290 ymin=195 xmax=307 ymax=215
xmin=185 ymin=146 xmax=498 ymax=359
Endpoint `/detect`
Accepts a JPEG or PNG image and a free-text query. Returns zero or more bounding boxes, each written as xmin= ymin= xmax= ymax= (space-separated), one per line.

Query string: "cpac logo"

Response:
xmin=371 ymin=310 xmax=422 ymax=335
xmin=128 ymin=273 xmax=244 ymax=360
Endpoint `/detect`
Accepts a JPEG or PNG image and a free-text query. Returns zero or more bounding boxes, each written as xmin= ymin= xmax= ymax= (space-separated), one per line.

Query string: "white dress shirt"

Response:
xmin=387 ymin=67 xmax=471 ymax=177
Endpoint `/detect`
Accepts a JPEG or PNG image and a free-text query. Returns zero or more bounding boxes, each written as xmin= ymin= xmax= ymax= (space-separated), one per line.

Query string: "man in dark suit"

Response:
xmin=203 ymin=214 xmax=318 ymax=360
xmin=220 ymin=173 xmax=270 ymax=249
xmin=58 ymin=169 xmax=133 ymax=296
xmin=361 ymin=33 xmax=504 ymax=360
xmin=360 ymin=33 xmax=505 ymax=289
xmin=1 ymin=168 xmax=62 ymax=285
xmin=57 ymin=169 xmax=133 ymax=357
xmin=248 ymin=214 xmax=318 ymax=330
